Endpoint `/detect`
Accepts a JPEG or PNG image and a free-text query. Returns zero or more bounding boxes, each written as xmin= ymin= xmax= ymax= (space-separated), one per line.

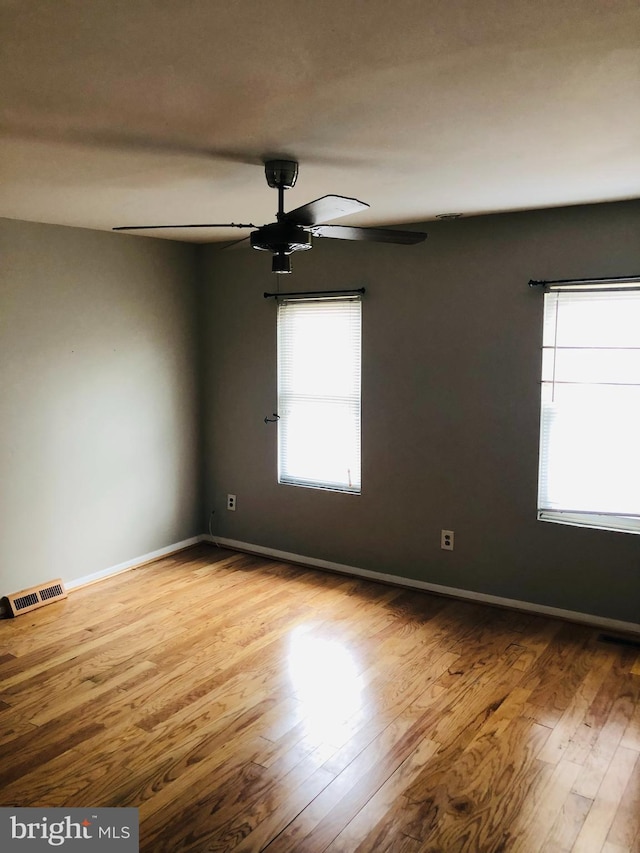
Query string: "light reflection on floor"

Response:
xmin=287 ymin=624 xmax=365 ymax=748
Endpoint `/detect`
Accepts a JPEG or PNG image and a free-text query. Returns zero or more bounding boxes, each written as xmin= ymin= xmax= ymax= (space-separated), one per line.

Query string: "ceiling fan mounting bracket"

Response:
xmin=264 ymin=159 xmax=299 ymax=190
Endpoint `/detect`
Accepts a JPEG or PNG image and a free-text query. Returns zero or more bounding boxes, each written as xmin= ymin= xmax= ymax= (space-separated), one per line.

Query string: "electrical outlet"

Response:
xmin=441 ymin=529 xmax=454 ymax=551
xmin=227 ymin=494 xmax=236 ymax=511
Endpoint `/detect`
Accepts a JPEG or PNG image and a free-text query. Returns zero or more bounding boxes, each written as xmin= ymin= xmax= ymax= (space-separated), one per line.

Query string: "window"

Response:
xmin=277 ymin=295 xmax=361 ymax=493
xmin=537 ymin=281 xmax=640 ymax=534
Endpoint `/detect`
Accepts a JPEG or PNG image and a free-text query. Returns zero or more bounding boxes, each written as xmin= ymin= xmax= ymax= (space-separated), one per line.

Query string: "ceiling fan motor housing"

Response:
xmin=250 ymin=222 xmax=312 ymax=254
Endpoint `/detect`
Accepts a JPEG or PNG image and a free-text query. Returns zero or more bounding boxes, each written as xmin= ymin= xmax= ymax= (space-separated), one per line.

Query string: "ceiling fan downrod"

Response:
xmin=264 ymin=159 xmax=298 ymax=224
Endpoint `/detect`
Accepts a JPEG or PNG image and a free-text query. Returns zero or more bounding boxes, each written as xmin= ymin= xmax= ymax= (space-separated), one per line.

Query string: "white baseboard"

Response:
xmin=64 ymin=532 xmax=639 ymax=637
xmin=65 ymin=536 xmax=201 ymax=591
xmin=203 ymin=535 xmax=640 ymax=637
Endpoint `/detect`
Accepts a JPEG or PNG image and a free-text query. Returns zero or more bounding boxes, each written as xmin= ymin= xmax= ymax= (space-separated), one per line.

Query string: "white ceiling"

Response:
xmin=1 ymin=0 xmax=639 ymax=242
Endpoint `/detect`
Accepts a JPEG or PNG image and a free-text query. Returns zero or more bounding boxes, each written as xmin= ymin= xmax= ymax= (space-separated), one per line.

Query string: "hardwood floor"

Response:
xmin=1 ymin=544 xmax=639 ymax=852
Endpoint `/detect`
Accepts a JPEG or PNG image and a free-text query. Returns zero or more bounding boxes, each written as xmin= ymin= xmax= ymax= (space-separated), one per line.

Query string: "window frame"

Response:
xmin=536 ymin=279 xmax=640 ymax=535
xmin=276 ymin=294 xmax=362 ymax=494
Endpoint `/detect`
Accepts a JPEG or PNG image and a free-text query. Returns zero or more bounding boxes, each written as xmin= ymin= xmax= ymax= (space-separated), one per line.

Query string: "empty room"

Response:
xmin=1 ymin=1 xmax=639 ymax=851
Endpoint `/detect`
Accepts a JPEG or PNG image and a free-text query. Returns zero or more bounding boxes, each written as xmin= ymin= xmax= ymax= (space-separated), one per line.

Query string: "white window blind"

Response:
xmin=277 ymin=296 xmax=361 ymax=493
xmin=538 ymin=286 xmax=640 ymax=534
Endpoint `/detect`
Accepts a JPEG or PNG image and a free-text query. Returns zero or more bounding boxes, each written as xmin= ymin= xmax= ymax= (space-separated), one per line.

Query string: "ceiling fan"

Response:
xmin=114 ymin=159 xmax=427 ymax=274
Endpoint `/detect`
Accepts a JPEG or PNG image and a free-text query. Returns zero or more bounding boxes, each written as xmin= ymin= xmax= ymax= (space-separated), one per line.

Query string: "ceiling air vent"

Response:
xmin=2 ymin=579 xmax=67 ymax=617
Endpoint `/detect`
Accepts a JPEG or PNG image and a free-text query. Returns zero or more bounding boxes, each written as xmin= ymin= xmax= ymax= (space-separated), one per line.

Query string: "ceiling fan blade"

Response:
xmin=310 ymin=224 xmax=427 ymax=244
xmin=285 ymin=195 xmax=369 ymax=227
xmin=113 ymin=222 xmax=257 ymax=231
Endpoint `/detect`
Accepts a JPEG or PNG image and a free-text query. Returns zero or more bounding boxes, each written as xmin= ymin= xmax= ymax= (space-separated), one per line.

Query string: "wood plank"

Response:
xmin=521 ymin=624 xmax=598 ymax=728
xmin=603 ymin=748 xmax=640 ymax=850
xmin=508 ymin=759 xmax=582 ymax=852
xmin=619 ymin=686 xmax=640 ymax=752
xmin=261 ymin=716 xmax=440 ymax=852
xmin=138 ymin=739 xmax=336 ymax=852
xmin=540 ymin=792 xmax=593 ymax=853
xmin=379 ymin=835 xmax=424 ymax=853
xmin=536 ymin=649 xmax=617 ymax=765
xmin=401 ymin=717 xmax=552 ymax=850
xmin=572 ymin=745 xmax=638 ymax=852
xmin=601 ymin=842 xmax=630 ymax=853
xmin=572 ymin=674 xmax=640 ymax=799
xmin=321 ymin=738 xmax=440 ymax=853
xmin=0 ymin=718 xmax=105 ymax=790
xmin=566 ymin=654 xmax=640 ymax=766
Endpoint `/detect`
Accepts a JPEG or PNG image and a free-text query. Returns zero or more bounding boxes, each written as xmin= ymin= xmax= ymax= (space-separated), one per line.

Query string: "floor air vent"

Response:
xmin=597 ymin=633 xmax=640 ymax=649
xmin=3 ymin=579 xmax=67 ymax=617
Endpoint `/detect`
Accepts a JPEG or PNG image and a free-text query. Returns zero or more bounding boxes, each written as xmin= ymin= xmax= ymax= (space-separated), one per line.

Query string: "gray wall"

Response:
xmin=0 ymin=218 xmax=201 ymax=592
xmin=3 ymin=203 xmax=637 ymax=623
xmin=200 ymin=199 xmax=640 ymax=625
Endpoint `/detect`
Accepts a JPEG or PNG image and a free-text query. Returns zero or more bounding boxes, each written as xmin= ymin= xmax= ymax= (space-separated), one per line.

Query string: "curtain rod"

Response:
xmin=529 ymin=275 xmax=640 ymax=288
xmin=264 ymin=287 xmax=365 ymax=299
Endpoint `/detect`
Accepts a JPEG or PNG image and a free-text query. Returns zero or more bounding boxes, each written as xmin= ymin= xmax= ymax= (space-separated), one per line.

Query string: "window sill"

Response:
xmin=538 ymin=510 xmax=640 ymax=535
